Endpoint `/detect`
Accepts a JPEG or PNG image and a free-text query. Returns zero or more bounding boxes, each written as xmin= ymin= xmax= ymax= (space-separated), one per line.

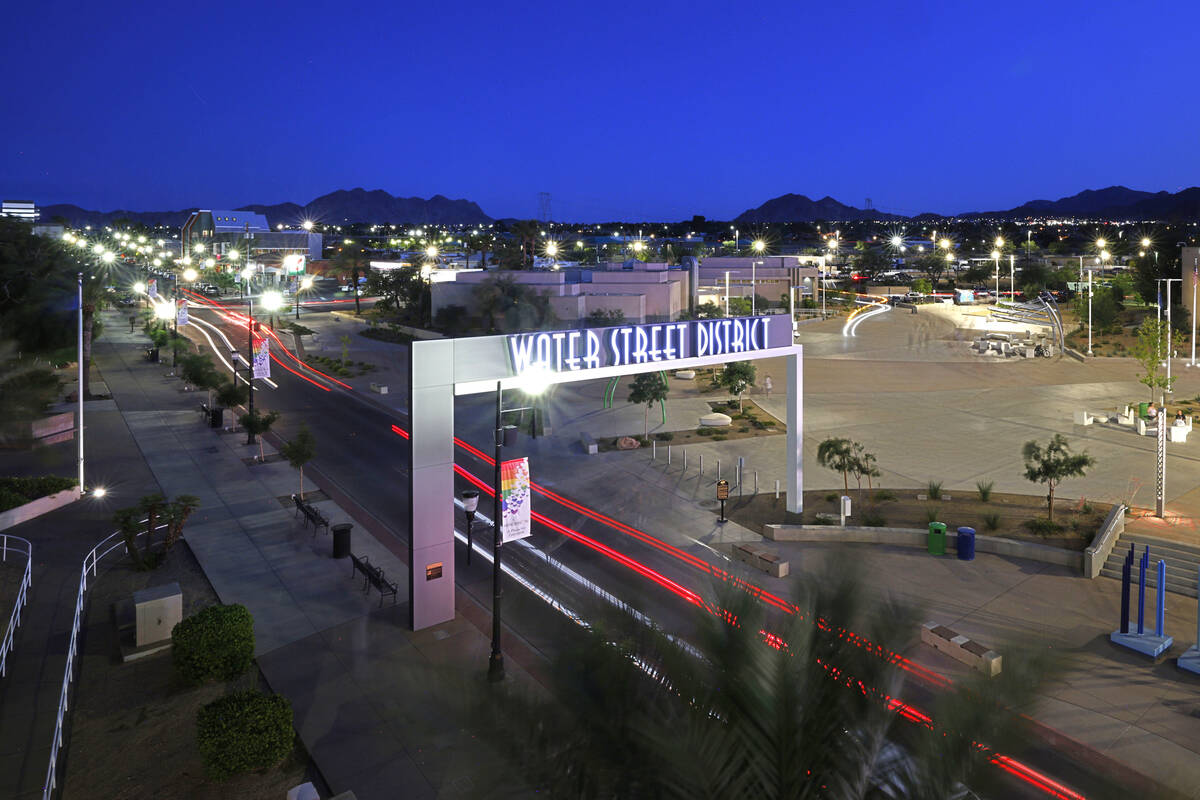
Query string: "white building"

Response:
xmin=1 ymin=200 xmax=38 ymax=222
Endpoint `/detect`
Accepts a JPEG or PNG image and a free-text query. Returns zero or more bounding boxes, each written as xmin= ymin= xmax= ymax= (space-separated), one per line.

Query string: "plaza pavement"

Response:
xmin=288 ymin=304 xmax=1200 ymax=795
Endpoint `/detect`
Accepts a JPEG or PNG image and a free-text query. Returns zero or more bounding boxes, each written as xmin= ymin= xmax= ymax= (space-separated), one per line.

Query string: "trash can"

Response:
xmin=927 ymin=522 xmax=946 ymax=555
xmin=331 ymin=523 xmax=352 ymax=559
xmin=956 ymin=527 xmax=976 ymax=561
xmin=209 ymin=407 xmax=223 ymax=429
xmin=1139 ymin=402 xmax=1149 ymax=419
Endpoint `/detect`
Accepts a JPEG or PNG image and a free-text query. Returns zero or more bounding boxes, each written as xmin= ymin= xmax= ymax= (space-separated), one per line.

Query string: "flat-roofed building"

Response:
xmin=1 ymin=200 xmax=38 ymax=222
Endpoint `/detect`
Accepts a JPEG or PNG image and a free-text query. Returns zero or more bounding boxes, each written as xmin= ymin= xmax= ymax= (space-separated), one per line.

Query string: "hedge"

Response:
xmin=0 ymin=476 xmax=78 ymax=512
xmin=197 ymin=690 xmax=293 ymax=780
xmin=171 ymin=603 xmax=255 ymax=683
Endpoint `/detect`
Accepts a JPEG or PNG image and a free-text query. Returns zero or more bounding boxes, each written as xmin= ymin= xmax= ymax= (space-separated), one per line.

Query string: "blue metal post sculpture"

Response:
xmin=1137 ymin=546 xmax=1148 ymax=635
xmin=1120 ymin=547 xmax=1132 ymax=635
xmin=1180 ymin=567 xmax=1200 ymax=674
xmin=1155 ymin=559 xmax=1167 ymax=638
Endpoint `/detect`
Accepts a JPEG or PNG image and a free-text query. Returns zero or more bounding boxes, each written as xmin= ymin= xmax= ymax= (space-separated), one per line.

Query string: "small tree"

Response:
xmin=1022 ymin=434 xmax=1094 ymax=521
xmin=911 ymin=277 xmax=933 ymax=295
xmin=852 ymin=447 xmax=880 ymax=500
xmin=627 ymin=372 xmax=669 ymax=439
xmin=215 ymin=380 xmax=248 ymax=411
xmin=239 ymin=408 xmax=280 ymax=462
xmin=817 ymin=437 xmax=856 ymax=494
xmin=280 ymin=424 xmax=317 ymax=499
xmin=1132 ymin=316 xmax=1184 ymax=401
xmin=197 ymin=691 xmax=293 ymax=781
xmin=711 ymin=361 xmax=756 ymax=411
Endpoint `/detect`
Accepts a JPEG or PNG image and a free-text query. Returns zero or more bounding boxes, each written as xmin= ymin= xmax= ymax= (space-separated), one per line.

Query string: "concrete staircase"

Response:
xmin=1100 ymin=533 xmax=1200 ymax=598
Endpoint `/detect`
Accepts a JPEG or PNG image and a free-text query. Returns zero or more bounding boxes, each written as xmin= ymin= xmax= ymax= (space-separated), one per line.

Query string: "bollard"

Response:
xmin=652 ymin=440 xmax=657 ymax=460
xmin=717 ymin=460 xmax=721 ymax=482
xmin=683 ymin=449 xmax=687 ymax=470
xmin=668 ymin=445 xmax=672 ymax=465
xmin=774 ymin=479 xmax=780 ymax=499
xmin=754 ymin=471 xmax=758 ymax=495
xmin=699 ymin=453 xmax=703 ymax=475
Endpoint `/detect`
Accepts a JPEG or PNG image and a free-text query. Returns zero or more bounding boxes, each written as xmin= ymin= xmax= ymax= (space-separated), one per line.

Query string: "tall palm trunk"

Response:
xmin=298 ymin=465 xmax=305 ymax=500
xmin=81 ymin=303 xmax=95 ymax=399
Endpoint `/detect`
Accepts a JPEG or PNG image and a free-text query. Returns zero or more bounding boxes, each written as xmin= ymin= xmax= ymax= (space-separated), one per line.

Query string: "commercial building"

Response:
xmin=180 ymin=210 xmax=322 ymax=272
xmin=1 ymin=200 xmax=38 ymax=222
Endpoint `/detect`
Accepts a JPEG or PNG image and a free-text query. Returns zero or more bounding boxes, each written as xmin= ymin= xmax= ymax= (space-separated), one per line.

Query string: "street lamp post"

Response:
xmin=295 ymin=276 xmax=313 ymax=320
xmin=77 ymin=272 xmax=85 ymax=494
xmin=724 ymin=271 xmax=730 ymax=316
xmin=1087 ymin=269 xmax=1093 ymax=356
xmin=1009 ymin=254 xmax=1015 ymax=301
xmin=246 ymin=296 xmax=256 ymax=445
xmin=991 ymin=249 xmax=1001 ymax=302
xmin=461 ymin=490 xmax=479 ymax=565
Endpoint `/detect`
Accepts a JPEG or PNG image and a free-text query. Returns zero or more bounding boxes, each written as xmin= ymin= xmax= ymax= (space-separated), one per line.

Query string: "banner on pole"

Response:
xmin=175 ymin=297 xmax=188 ymax=326
xmin=148 ymin=278 xmax=157 ymax=299
xmin=252 ymin=335 xmax=271 ymax=379
xmin=500 ymin=457 xmax=532 ymax=542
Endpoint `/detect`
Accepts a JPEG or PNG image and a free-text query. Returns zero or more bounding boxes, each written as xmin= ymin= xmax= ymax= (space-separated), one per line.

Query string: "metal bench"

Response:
xmin=350 ymin=553 xmax=398 ymax=606
xmin=293 ymin=498 xmax=329 ymax=535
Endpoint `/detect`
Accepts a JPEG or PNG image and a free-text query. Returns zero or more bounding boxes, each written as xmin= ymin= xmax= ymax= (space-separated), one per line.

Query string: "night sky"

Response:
xmin=3 ymin=0 xmax=1197 ymax=221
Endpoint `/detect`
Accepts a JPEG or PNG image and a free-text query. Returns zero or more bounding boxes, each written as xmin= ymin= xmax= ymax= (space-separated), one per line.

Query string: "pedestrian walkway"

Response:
xmin=0 ymin=312 xmax=538 ymax=799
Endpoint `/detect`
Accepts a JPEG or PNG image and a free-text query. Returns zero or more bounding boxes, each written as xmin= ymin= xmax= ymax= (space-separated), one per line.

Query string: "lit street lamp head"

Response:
xmin=261 ymin=290 xmax=284 ymax=311
xmin=300 ymin=276 xmax=314 ymax=290
xmin=752 ymin=239 xmax=766 ymax=252
xmin=182 ymin=268 xmax=199 ymax=282
xmin=302 ymin=220 xmax=314 ymax=231
xmin=133 ymin=281 xmax=146 ymax=294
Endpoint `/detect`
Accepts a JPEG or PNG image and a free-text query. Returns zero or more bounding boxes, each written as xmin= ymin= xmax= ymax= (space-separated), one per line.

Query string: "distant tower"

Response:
xmin=538 ymin=192 xmax=551 ymax=222
xmin=865 ymin=197 xmax=873 ymax=211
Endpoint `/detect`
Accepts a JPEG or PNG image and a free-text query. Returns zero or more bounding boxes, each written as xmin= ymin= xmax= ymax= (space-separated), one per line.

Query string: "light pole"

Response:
xmin=992 ymin=249 xmax=1001 ymax=302
xmin=752 ymin=239 xmax=765 ymax=314
xmin=77 ymin=272 xmax=85 ymax=495
xmin=488 ymin=368 xmax=550 ymax=682
xmin=246 ymin=296 xmax=258 ymax=445
xmin=1087 ymin=269 xmax=1093 ymax=356
xmin=1159 ymin=278 xmax=1182 ymax=394
xmin=262 ymin=290 xmax=283 ymax=332
xmin=724 ymin=271 xmax=730 ymax=316
xmin=295 ymin=275 xmax=314 ymax=320
xmin=1009 ymin=254 xmax=1015 ymax=301
xmin=461 ymin=490 xmax=479 ymax=565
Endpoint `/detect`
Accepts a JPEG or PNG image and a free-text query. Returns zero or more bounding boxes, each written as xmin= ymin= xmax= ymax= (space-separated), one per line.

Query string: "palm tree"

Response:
xmin=817 ymin=437 xmax=856 ymax=494
xmin=509 ymin=219 xmax=541 ymax=268
xmin=461 ymin=558 xmax=1051 ymax=798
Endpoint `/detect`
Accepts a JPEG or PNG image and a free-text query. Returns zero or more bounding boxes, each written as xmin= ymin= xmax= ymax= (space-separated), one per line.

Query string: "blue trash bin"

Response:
xmin=956 ymin=527 xmax=976 ymax=561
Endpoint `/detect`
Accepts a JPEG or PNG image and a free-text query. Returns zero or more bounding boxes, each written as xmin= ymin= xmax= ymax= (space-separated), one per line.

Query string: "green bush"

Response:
xmin=873 ymin=489 xmax=897 ymax=502
xmin=927 ymin=480 xmax=943 ymax=500
xmin=197 ymin=690 xmax=293 ymax=780
xmin=655 ymin=432 xmax=674 ymax=441
xmin=1025 ymin=517 xmax=1064 ymax=537
xmin=861 ymin=509 xmax=887 ymax=527
xmin=737 ymin=426 xmax=749 ymax=433
xmin=982 ymin=512 xmax=1001 ymax=531
xmin=712 ymin=435 xmax=727 ymax=441
xmin=172 ymin=604 xmax=255 ymax=683
xmin=0 ymin=476 xmax=78 ymax=511
xmin=924 ymin=505 xmax=941 ymax=524
xmin=697 ymin=427 xmax=716 ymax=436
xmin=976 ymin=481 xmax=994 ymax=502
xmin=824 ymin=492 xmax=839 ymax=503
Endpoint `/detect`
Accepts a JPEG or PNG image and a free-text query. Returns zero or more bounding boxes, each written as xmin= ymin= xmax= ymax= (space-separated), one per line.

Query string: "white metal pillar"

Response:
xmin=408 ymin=340 xmax=457 ymax=629
xmin=786 ymin=348 xmax=804 ymax=514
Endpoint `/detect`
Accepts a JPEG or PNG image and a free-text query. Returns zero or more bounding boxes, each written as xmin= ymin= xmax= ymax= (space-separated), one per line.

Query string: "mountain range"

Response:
xmin=738 ymin=185 xmax=1200 ymax=223
xmin=39 ymin=188 xmax=493 ymax=228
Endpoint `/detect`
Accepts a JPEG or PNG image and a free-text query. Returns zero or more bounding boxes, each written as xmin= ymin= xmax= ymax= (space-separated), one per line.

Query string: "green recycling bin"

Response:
xmin=1139 ymin=402 xmax=1149 ymax=419
xmin=928 ymin=522 xmax=947 ymax=555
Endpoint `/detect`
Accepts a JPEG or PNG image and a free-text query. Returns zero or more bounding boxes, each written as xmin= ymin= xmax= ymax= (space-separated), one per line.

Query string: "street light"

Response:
xmin=461 ymin=490 xmax=480 ymax=565
xmin=991 ymin=249 xmax=1001 ymax=301
xmin=295 ymin=275 xmax=314 ymax=320
xmin=752 ymin=239 xmax=766 ymax=253
xmin=488 ymin=365 xmax=552 ymax=682
xmin=182 ymin=267 xmax=199 ymax=283
xmin=302 ymin=220 xmax=314 ymax=231
xmin=261 ymin=289 xmax=283 ymax=331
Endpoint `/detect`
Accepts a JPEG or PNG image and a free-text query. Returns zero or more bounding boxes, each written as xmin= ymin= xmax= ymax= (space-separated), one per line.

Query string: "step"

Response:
xmin=1098 ymin=568 xmax=1199 ymax=598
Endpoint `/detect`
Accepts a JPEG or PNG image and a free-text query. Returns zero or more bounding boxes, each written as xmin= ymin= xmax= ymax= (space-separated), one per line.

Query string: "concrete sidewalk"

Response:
xmin=1 ymin=313 xmax=537 ymax=799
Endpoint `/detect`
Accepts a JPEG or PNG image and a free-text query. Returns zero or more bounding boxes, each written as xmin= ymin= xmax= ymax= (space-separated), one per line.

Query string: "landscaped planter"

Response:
xmin=0 ymin=488 xmax=80 ymax=531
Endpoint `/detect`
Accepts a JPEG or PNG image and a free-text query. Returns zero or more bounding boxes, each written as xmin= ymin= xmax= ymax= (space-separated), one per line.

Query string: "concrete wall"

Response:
xmin=0 ymin=488 xmax=79 ymax=532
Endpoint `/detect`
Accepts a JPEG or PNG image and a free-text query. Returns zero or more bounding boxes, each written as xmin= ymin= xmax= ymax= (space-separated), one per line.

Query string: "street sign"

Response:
xmin=716 ymin=479 xmax=729 ymax=500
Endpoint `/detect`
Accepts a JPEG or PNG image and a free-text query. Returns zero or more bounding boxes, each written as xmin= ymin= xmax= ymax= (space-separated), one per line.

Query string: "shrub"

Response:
xmin=655 ymin=432 xmax=674 ymax=441
xmin=0 ymin=476 xmax=78 ymax=511
xmin=873 ymin=489 xmax=897 ymax=502
xmin=197 ymin=691 xmax=293 ymax=780
xmin=824 ymin=492 xmax=839 ymax=503
xmin=861 ymin=509 xmax=887 ymax=527
xmin=697 ymin=427 xmax=716 ymax=436
xmin=712 ymin=435 xmax=727 ymax=442
xmin=927 ymin=481 xmax=943 ymax=500
xmin=982 ymin=512 xmax=1000 ymax=531
xmin=924 ymin=505 xmax=941 ymax=524
xmin=976 ymin=481 xmax=994 ymax=502
xmin=1025 ymin=517 xmax=1064 ymax=537
xmin=737 ymin=426 xmax=749 ymax=433
xmin=172 ymin=603 xmax=255 ymax=683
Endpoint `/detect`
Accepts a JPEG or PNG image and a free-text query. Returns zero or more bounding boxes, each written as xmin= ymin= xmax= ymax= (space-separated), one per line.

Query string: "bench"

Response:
xmin=732 ymin=542 xmax=789 ymax=578
xmin=292 ymin=495 xmax=330 ymax=535
xmin=921 ymin=621 xmax=1002 ymax=676
xmin=350 ymin=553 xmax=398 ymax=606
xmin=580 ymin=432 xmax=597 ymax=455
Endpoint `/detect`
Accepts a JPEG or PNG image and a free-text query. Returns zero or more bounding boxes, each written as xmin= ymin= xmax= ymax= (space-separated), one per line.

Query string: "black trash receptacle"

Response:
xmin=331 ymin=523 xmax=352 ymax=559
xmin=209 ymin=407 xmax=223 ymax=428
xmin=956 ymin=527 xmax=976 ymax=561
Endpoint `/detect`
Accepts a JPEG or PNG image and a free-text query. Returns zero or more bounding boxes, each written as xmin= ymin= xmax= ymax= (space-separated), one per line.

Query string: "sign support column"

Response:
xmin=786 ymin=347 xmax=804 ymax=514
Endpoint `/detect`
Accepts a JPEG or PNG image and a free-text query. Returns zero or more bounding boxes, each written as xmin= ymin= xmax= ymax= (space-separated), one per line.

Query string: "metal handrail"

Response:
xmin=42 ymin=522 xmax=166 ymax=800
xmin=0 ymin=534 xmax=33 ymax=678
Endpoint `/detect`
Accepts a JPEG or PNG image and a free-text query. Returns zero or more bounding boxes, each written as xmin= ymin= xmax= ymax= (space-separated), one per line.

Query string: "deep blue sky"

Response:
xmin=3 ymin=0 xmax=1197 ymax=221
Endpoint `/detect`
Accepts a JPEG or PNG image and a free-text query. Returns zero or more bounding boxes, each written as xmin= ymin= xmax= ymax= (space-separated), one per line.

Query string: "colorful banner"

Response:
xmin=283 ymin=253 xmax=306 ymax=274
xmin=175 ymin=297 xmax=188 ymax=326
xmin=500 ymin=457 xmax=531 ymax=542
xmin=252 ymin=335 xmax=271 ymax=380
xmin=147 ymin=278 xmax=157 ymax=299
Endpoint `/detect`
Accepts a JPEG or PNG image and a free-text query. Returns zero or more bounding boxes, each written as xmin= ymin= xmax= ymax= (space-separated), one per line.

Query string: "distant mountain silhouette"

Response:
xmin=735 ymin=193 xmax=904 ymax=223
xmin=238 ymin=188 xmax=492 ymax=225
xmin=39 ymin=188 xmax=492 ymax=228
xmin=957 ymin=186 xmax=1162 ymax=219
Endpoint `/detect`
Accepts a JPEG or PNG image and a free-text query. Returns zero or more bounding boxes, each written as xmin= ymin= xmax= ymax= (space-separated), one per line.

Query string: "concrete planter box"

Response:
xmin=763 ymin=524 xmax=1083 ymax=571
xmin=0 ymin=488 xmax=80 ymax=532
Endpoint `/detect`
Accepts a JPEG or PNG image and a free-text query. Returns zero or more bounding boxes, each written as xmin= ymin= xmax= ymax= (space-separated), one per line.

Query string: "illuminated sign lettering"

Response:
xmin=507 ymin=316 xmax=786 ymax=375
